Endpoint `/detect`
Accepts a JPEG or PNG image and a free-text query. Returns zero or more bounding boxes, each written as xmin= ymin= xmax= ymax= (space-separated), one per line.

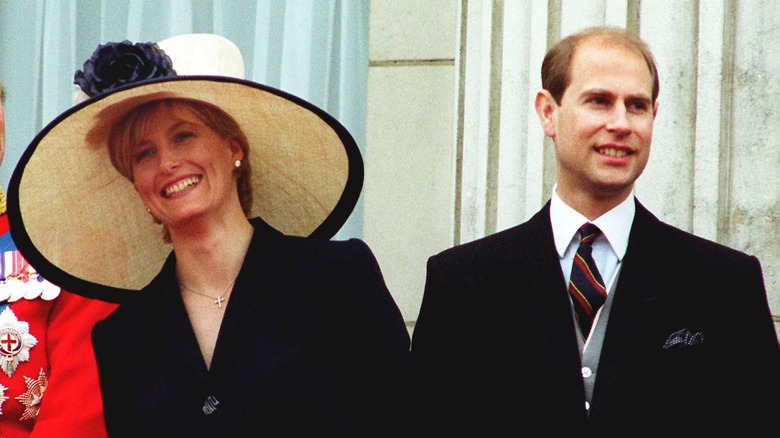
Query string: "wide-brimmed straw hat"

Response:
xmin=8 ymin=33 xmax=363 ymax=302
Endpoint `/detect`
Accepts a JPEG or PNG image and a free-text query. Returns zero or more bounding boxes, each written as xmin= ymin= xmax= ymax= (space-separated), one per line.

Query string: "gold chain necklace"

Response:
xmin=180 ymin=277 xmax=238 ymax=309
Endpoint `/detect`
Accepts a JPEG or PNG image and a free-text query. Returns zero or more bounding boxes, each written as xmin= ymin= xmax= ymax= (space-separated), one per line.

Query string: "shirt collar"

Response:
xmin=550 ymin=184 xmax=635 ymax=261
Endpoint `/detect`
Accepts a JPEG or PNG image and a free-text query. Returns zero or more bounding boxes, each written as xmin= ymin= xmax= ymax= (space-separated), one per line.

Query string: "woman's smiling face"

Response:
xmin=129 ymin=101 xmax=242 ymax=228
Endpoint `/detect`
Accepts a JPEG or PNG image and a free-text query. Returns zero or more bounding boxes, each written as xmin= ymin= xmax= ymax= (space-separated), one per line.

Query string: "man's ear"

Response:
xmin=534 ymin=89 xmax=557 ymax=138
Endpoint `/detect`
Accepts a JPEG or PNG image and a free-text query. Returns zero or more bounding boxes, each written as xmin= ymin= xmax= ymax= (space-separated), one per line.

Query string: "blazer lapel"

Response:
xmin=143 ymin=258 xmax=212 ymax=380
xmin=518 ymin=204 xmax=585 ymax=382
xmin=208 ymin=218 xmax=286 ymax=374
xmin=590 ymin=200 xmax=665 ymax=412
xmin=138 ymin=219 xmax=287 ymax=382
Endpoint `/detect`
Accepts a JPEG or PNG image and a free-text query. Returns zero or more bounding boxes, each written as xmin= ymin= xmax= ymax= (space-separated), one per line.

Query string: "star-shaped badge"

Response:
xmin=0 ymin=307 xmax=38 ymax=377
xmin=0 ymin=382 xmax=8 ymax=414
xmin=16 ymin=368 xmax=48 ymax=421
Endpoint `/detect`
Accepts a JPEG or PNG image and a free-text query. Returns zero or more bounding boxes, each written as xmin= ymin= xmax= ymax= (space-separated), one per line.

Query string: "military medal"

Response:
xmin=39 ymin=277 xmax=61 ymax=300
xmin=16 ymin=368 xmax=48 ymax=421
xmin=5 ymin=275 xmax=26 ymax=302
xmin=0 ymin=250 xmax=26 ymax=302
xmin=0 ymin=251 xmax=10 ymax=302
xmin=0 ymin=251 xmax=60 ymax=303
xmin=0 ymin=307 xmax=38 ymax=377
xmin=0 ymin=382 xmax=8 ymax=414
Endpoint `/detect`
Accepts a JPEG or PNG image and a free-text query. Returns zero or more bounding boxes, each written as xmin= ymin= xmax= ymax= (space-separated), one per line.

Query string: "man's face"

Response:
xmin=538 ymin=39 xmax=658 ymax=207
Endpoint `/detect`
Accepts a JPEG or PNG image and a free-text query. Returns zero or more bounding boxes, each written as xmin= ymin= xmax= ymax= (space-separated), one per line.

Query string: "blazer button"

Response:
xmin=581 ymin=366 xmax=593 ymax=378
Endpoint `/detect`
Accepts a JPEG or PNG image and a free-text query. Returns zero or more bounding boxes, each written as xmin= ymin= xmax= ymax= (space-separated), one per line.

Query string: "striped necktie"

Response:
xmin=569 ymin=223 xmax=606 ymax=339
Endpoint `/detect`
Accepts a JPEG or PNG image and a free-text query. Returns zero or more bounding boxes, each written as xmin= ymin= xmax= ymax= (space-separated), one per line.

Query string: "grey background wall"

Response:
xmin=365 ymin=0 xmax=780 ymax=340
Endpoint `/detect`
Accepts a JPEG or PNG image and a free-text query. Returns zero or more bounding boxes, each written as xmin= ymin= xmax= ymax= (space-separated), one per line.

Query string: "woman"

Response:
xmin=8 ymin=34 xmax=409 ymax=437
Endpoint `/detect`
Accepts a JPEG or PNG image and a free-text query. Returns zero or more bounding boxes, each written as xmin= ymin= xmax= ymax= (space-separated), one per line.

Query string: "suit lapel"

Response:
xmin=517 ymin=204 xmax=584 ymax=380
xmin=590 ymin=201 xmax=665 ymax=412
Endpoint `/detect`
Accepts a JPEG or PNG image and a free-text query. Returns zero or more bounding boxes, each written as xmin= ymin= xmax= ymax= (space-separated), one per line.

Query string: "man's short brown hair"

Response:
xmin=541 ymin=26 xmax=660 ymax=104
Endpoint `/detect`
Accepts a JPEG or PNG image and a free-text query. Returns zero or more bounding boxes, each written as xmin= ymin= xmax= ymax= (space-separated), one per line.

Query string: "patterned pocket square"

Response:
xmin=662 ymin=328 xmax=704 ymax=349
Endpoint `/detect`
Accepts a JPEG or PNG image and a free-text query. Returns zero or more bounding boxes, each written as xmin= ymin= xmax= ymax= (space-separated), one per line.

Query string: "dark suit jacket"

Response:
xmin=411 ymin=199 xmax=780 ymax=436
xmin=92 ymin=218 xmax=410 ymax=437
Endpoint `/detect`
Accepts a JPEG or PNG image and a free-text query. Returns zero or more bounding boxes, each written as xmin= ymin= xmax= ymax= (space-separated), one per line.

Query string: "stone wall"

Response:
xmin=365 ymin=0 xmax=780 ymax=340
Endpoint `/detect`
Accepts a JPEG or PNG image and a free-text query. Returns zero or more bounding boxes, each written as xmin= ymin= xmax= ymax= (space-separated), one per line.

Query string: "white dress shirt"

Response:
xmin=550 ymin=185 xmax=635 ymax=346
xmin=549 ymin=185 xmax=636 ymax=411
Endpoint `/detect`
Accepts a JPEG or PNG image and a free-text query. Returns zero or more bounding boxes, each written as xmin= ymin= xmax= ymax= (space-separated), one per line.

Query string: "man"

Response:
xmin=411 ymin=27 xmax=779 ymax=435
xmin=0 ymin=80 xmax=118 ymax=436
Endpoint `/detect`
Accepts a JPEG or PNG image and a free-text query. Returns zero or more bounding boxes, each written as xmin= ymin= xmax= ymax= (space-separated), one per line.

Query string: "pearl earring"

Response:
xmin=234 ymin=160 xmax=242 ymax=168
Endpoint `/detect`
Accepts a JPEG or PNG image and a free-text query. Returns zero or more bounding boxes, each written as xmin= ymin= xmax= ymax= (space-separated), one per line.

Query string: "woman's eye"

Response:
xmin=133 ymin=148 xmax=154 ymax=163
xmin=174 ymin=131 xmax=195 ymax=143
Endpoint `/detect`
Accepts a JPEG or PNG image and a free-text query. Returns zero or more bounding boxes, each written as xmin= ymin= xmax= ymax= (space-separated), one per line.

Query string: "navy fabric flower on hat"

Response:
xmin=74 ymin=41 xmax=177 ymax=98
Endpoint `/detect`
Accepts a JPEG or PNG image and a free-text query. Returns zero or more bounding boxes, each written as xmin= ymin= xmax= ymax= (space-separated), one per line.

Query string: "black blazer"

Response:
xmin=411 ymin=199 xmax=780 ymax=436
xmin=93 ymin=218 xmax=410 ymax=437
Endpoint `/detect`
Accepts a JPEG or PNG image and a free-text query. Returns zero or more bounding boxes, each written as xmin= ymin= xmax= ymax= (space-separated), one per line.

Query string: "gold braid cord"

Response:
xmin=0 ymin=187 xmax=6 ymax=215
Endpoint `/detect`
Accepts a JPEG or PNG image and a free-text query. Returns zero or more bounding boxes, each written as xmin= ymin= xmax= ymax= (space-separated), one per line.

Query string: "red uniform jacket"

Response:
xmin=0 ymin=214 xmax=118 ymax=438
